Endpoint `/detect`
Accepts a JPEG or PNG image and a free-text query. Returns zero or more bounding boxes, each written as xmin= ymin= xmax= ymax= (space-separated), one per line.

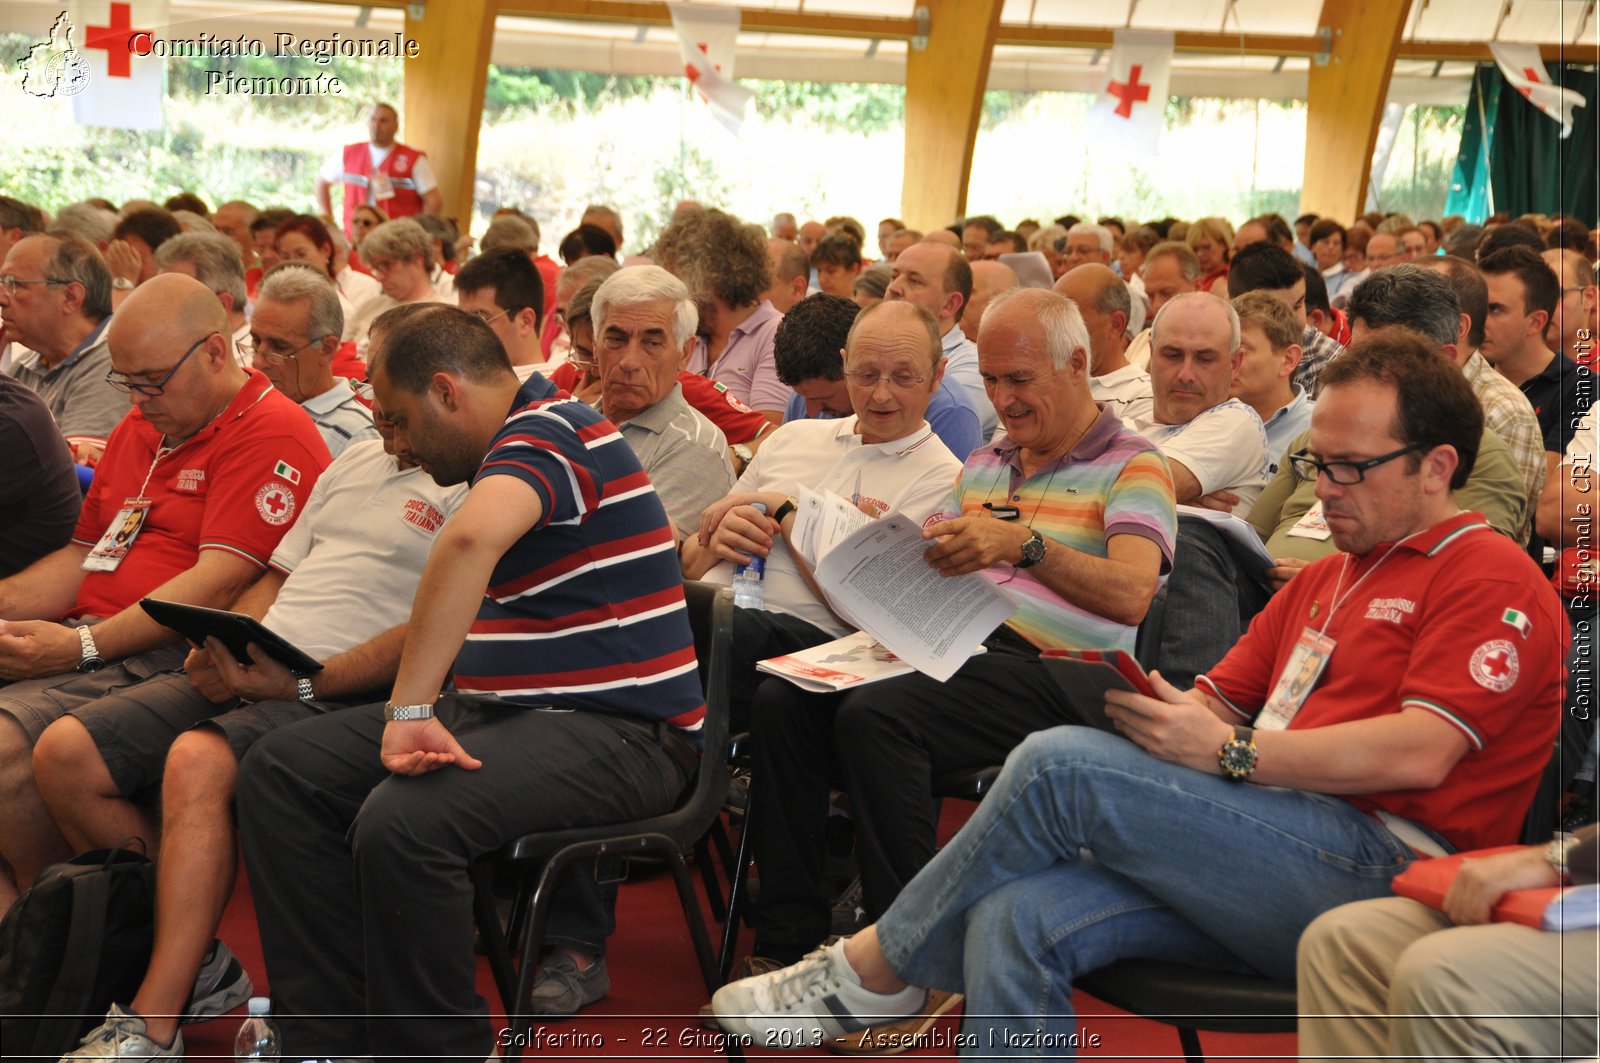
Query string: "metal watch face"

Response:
xmin=78 ymin=656 xmax=106 ymax=673
xmin=1018 ymin=532 xmax=1047 ymax=568
xmin=1219 ymin=739 xmax=1258 ymax=779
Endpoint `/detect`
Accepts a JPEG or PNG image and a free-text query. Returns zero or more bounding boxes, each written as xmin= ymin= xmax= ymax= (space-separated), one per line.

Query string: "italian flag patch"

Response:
xmin=1501 ymin=608 xmax=1531 ymax=638
xmin=273 ymin=460 xmax=302 ymax=485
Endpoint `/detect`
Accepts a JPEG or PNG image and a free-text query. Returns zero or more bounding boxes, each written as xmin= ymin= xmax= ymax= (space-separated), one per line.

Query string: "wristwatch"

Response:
xmin=111 ymin=277 xmax=134 ymax=291
xmin=1546 ymin=833 xmax=1579 ymax=881
xmin=772 ymin=496 xmax=798 ymax=524
xmin=76 ymin=625 xmax=106 ymax=673
xmin=1217 ymin=725 xmax=1259 ymax=781
xmin=384 ymin=701 xmax=436 ymax=722
xmin=294 ymin=673 xmax=316 ymax=703
xmin=1017 ymin=529 xmax=1047 ymax=569
xmin=730 ymin=443 xmax=754 ymax=468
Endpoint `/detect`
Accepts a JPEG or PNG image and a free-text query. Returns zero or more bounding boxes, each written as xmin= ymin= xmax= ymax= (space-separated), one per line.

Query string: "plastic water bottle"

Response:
xmin=731 ymin=502 xmax=768 ymax=610
xmin=234 ymin=997 xmax=281 ymax=1061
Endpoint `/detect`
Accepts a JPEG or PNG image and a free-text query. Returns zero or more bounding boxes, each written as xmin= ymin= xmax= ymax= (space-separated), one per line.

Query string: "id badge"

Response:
xmin=1256 ymin=626 xmax=1336 ymax=731
xmin=368 ymin=173 xmax=395 ymax=202
xmin=1287 ymin=501 xmax=1332 ymax=540
xmin=82 ymin=499 xmax=152 ymax=573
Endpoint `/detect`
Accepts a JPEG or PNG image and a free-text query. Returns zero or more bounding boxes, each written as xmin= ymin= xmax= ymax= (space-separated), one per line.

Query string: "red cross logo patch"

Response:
xmin=254 ymin=481 xmax=296 ymax=526
xmin=1469 ymin=639 xmax=1519 ymax=693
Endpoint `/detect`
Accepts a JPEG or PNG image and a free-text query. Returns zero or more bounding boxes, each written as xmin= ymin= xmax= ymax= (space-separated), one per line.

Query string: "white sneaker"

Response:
xmin=61 ymin=1004 xmax=183 ymax=1061
xmin=710 ymin=938 xmax=926 ymax=1048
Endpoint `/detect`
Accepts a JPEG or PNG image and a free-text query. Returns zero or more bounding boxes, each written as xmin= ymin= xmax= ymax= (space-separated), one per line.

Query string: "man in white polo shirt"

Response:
xmin=682 ymin=300 xmax=962 ymax=707
xmin=33 ymin=308 xmax=464 ymax=1062
xmin=1124 ymin=291 xmax=1270 ymax=517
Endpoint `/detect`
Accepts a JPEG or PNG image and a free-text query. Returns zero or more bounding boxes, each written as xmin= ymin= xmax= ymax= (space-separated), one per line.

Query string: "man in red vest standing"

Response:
xmin=315 ymin=103 xmax=443 ymax=239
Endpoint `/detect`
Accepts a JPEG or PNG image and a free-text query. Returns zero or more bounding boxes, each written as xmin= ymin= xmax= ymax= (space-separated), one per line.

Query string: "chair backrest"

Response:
xmin=668 ymin=582 xmax=735 ymax=837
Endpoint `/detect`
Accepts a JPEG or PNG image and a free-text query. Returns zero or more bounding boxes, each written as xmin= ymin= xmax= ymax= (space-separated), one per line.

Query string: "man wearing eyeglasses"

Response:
xmin=0 ymin=273 xmax=330 ymax=916
xmin=453 ymin=248 xmax=544 ymax=381
xmin=709 ymin=330 xmax=1564 ymax=1055
xmin=30 ymin=309 xmax=465 ymax=1060
xmin=697 ymin=290 xmax=1173 ymax=1032
xmin=0 ymin=233 xmax=126 ymax=465
xmin=247 ymin=264 xmax=378 ymax=458
xmin=683 ymin=301 xmax=963 ymax=698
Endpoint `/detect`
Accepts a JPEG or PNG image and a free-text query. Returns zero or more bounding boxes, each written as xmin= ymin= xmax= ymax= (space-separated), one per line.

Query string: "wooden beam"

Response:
xmin=307 ymin=0 xmax=1572 ymax=61
xmin=1300 ymin=0 xmax=1414 ymax=221
xmin=403 ymin=0 xmax=498 ymax=228
xmin=900 ymin=0 xmax=1005 ymax=230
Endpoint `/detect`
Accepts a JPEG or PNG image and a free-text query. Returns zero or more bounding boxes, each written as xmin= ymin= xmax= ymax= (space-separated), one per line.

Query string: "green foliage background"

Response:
xmin=0 ymin=34 xmax=1466 ymax=245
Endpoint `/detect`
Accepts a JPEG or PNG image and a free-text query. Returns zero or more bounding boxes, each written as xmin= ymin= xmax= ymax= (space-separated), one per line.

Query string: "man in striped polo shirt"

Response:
xmin=724 ymin=288 xmax=1177 ymax=1008
xmin=236 ymin=305 xmax=704 ymax=1062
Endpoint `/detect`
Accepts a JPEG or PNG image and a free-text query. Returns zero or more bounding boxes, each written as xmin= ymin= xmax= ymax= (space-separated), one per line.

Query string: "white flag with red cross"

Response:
xmin=1488 ymin=43 xmax=1587 ymax=139
xmin=1087 ymin=29 xmax=1174 ymax=156
xmin=67 ymin=0 xmax=168 ymax=130
xmin=668 ymin=2 xmax=754 ymax=135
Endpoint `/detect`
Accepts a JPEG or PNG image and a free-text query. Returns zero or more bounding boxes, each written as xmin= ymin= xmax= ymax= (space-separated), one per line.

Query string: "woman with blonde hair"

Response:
xmin=1186 ymin=216 xmax=1235 ymax=293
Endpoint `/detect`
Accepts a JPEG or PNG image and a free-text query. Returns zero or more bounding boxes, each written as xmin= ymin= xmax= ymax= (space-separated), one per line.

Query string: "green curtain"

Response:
xmin=1446 ymin=65 xmax=1500 ymax=221
xmin=1487 ymin=62 xmax=1599 ymax=223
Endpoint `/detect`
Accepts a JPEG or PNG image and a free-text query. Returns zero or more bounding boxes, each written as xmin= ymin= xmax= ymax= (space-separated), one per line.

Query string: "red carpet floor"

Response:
xmin=176 ymin=806 xmax=1298 ymax=1062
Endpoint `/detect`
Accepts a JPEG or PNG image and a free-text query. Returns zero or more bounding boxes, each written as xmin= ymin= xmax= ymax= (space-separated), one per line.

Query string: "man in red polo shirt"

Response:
xmin=315 ymin=103 xmax=443 ymax=239
xmin=0 ymin=273 xmax=329 ymax=914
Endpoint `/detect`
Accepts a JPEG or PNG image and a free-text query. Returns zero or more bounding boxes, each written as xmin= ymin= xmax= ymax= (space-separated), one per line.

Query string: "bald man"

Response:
xmin=0 ymin=273 xmax=331 ymax=914
xmin=888 ymin=241 xmax=995 ymax=436
xmin=961 ymin=260 xmax=1019 ymax=341
xmin=1055 ymin=264 xmax=1153 ymax=422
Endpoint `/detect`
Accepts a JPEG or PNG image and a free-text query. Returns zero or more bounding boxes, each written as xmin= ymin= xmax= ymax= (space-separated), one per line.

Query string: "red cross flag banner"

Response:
xmin=1087 ymin=29 xmax=1174 ymax=157
xmin=68 ymin=0 xmax=168 ymax=130
xmin=668 ymin=2 xmax=754 ymax=135
xmin=1488 ymin=42 xmax=1587 ymax=139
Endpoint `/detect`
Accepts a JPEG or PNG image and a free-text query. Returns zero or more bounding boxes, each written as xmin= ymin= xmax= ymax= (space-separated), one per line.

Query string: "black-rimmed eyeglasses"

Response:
xmin=105 ymin=332 xmax=217 ymax=396
xmin=1289 ymin=444 xmax=1420 ymax=485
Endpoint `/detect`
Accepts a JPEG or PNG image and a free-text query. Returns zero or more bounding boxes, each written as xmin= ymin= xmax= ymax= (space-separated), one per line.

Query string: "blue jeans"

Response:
xmin=875 ymin=727 xmax=1422 ymax=1060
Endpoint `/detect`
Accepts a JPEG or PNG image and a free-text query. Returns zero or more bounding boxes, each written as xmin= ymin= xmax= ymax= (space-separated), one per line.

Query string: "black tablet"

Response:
xmin=140 ymin=599 xmax=323 ymax=674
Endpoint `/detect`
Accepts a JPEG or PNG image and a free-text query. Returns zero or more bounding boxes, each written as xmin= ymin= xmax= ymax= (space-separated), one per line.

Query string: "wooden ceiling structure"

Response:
xmin=45 ymin=0 xmax=1589 ymax=227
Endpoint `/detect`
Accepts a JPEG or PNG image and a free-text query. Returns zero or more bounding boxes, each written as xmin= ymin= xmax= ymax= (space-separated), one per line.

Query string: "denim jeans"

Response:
xmin=1154 ymin=519 xmax=1271 ymax=688
xmin=875 ymin=726 xmax=1421 ymax=1060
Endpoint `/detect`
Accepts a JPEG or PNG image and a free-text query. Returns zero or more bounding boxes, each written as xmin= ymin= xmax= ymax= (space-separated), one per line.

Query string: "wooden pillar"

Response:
xmin=900 ymin=0 xmax=1005 ymax=230
xmin=1300 ymin=0 xmax=1415 ymax=220
xmin=403 ymin=0 xmax=498 ymax=228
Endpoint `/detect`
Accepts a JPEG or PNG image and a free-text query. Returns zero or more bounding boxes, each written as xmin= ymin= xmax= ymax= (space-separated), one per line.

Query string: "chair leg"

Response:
xmin=695 ymin=833 xmax=728 ymax=923
xmin=719 ymin=787 xmax=756 ymax=979
xmin=470 ymin=861 xmax=518 ymax=1015
xmin=1177 ymin=1025 xmax=1206 ymax=1063
xmin=504 ymin=853 xmax=575 ymax=1062
xmin=667 ymin=850 xmax=723 ymax=996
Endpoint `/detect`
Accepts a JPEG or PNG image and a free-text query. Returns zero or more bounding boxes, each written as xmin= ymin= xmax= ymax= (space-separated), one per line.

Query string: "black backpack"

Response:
xmin=0 ymin=845 xmax=155 ymax=1061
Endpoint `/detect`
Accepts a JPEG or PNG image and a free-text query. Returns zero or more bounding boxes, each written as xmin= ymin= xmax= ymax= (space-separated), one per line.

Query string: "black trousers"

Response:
xmin=236 ymin=697 xmax=688 ymax=1062
xmin=746 ymin=627 xmax=1093 ymax=962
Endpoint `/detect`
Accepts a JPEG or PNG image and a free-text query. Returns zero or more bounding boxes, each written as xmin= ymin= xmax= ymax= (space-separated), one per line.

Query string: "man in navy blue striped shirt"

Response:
xmin=237 ymin=305 xmax=703 ymax=1061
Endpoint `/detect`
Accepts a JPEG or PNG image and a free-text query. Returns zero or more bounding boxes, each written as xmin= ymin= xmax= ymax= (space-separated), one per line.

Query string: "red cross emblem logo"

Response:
xmin=254 ymin=481 xmax=297 ymax=526
xmin=1469 ymin=639 xmax=1519 ymax=693
xmin=86 ymin=2 xmax=149 ymax=79
xmin=1107 ymin=64 xmax=1152 ymax=119
xmin=685 ymin=42 xmax=722 ymax=85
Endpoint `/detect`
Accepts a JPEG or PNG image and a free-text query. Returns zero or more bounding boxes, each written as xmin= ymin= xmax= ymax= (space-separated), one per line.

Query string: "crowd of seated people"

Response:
xmin=0 ymin=173 xmax=1596 ymax=1062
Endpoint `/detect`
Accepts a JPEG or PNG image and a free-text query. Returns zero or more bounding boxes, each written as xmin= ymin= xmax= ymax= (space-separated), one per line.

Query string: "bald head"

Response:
xmin=923 ymin=230 xmax=961 ymax=250
xmin=111 ymin=273 xmax=229 ymax=351
xmin=108 ymin=273 xmax=244 ymax=442
xmin=962 ymin=261 xmax=1019 ymax=340
xmin=1054 ymin=263 xmax=1131 ymax=374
